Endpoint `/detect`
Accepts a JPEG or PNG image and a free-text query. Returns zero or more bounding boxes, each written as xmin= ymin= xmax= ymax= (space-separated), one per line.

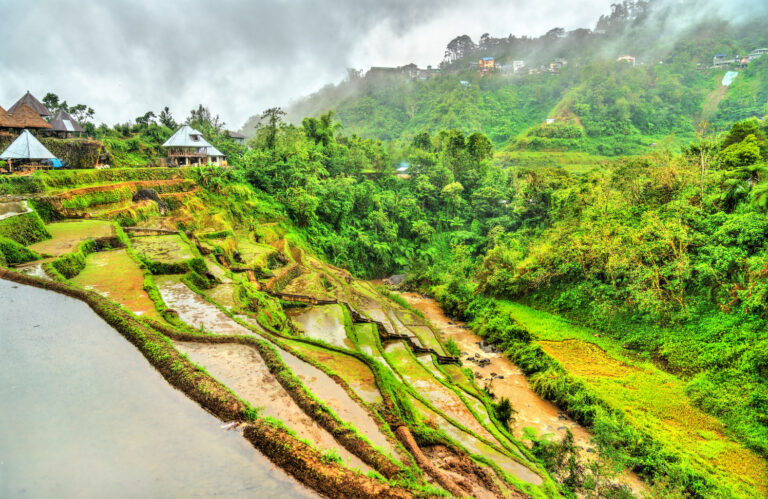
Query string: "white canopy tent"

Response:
xmin=0 ymin=130 xmax=56 ymax=160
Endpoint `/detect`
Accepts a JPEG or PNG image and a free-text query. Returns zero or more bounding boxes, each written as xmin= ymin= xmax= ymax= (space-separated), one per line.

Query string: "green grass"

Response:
xmin=29 ymin=220 xmax=114 ymax=256
xmin=131 ymin=234 xmax=194 ymax=263
xmin=499 ymin=301 xmax=768 ymax=498
xmin=71 ymin=249 xmax=162 ymax=319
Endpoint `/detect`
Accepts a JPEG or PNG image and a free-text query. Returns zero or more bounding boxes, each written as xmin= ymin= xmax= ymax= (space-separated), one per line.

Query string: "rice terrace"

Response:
xmin=2 ymin=0 xmax=768 ymax=498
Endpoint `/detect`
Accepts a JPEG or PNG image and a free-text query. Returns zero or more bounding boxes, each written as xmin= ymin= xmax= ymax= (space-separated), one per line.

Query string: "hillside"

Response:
xmin=242 ymin=0 xmax=768 ymax=158
xmin=4 ymin=106 xmax=768 ymax=496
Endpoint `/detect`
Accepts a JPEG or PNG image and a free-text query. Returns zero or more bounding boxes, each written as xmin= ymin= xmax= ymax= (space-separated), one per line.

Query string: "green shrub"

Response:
xmin=0 ymin=235 xmax=41 ymax=265
xmin=51 ymin=239 xmax=97 ymax=278
xmin=182 ymin=270 xmax=213 ymax=290
xmin=0 ymin=211 xmax=51 ymax=245
xmin=61 ymin=186 xmax=134 ymax=210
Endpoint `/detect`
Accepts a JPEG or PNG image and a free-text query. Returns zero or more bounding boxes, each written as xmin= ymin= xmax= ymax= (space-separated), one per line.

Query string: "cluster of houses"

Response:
xmin=0 ymin=91 xmax=85 ymax=139
xmin=712 ymin=48 xmax=768 ymax=69
xmin=474 ymin=56 xmax=569 ymax=75
xmin=0 ymin=90 xmax=236 ymax=173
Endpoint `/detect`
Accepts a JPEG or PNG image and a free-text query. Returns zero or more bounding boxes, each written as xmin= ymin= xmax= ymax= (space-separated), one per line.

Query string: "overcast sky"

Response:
xmin=0 ymin=0 xmax=612 ymax=129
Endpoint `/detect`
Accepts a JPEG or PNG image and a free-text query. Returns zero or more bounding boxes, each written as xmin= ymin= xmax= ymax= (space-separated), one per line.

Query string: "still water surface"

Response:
xmin=0 ymin=278 xmax=315 ymax=498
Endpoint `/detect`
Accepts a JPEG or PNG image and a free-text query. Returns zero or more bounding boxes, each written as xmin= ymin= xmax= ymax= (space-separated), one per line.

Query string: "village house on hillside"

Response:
xmin=617 ymin=55 xmax=636 ymax=66
xmin=226 ymin=130 xmax=245 ymax=145
xmin=479 ymin=57 xmax=495 ymax=73
xmin=8 ymin=103 xmax=52 ymax=131
xmin=549 ymin=59 xmax=567 ymax=72
xmin=49 ymin=109 xmax=85 ymax=138
xmin=0 ymin=92 xmax=62 ymax=138
xmin=0 ymin=106 xmax=21 ymax=134
xmin=162 ymin=125 xmax=226 ymax=167
xmin=750 ymin=48 xmax=768 ymax=61
xmin=712 ymin=48 xmax=766 ymax=69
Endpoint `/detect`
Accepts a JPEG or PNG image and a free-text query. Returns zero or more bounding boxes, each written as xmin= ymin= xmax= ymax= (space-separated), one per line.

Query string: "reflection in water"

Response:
xmin=0 ymin=200 xmax=31 ymax=220
xmin=0 ymin=279 xmax=314 ymax=498
xmin=274 ymin=343 xmax=394 ymax=454
xmin=287 ymin=304 xmax=354 ymax=349
xmin=155 ymin=276 xmax=253 ymax=336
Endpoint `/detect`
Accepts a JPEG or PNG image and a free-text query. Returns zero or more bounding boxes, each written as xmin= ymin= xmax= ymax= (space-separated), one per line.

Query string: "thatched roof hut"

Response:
xmin=0 ymin=105 xmax=21 ymax=130
xmin=11 ymin=103 xmax=52 ymax=129
xmin=8 ymin=91 xmax=52 ymax=117
xmin=50 ymin=109 xmax=85 ymax=137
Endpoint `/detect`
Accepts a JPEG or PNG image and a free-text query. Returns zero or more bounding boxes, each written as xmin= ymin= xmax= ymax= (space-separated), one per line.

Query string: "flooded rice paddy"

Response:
xmin=287 ymin=304 xmax=355 ymax=350
xmin=272 ymin=343 xmax=394 ymax=454
xmin=130 ymin=234 xmax=193 ymax=262
xmin=0 ymin=279 xmax=314 ymax=498
xmin=28 ymin=220 xmax=114 ymax=256
xmin=0 ymin=200 xmax=31 ymax=220
xmin=70 ymin=249 xmax=159 ymax=319
xmin=173 ymin=341 xmax=370 ymax=472
xmin=155 ymin=275 xmax=253 ymax=335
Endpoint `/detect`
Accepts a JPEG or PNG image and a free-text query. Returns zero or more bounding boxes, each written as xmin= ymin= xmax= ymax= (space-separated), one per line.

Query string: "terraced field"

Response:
xmin=502 ymin=301 xmax=768 ymax=498
xmin=2 ymin=173 xmax=656 ymax=498
xmin=28 ymin=220 xmax=114 ymax=256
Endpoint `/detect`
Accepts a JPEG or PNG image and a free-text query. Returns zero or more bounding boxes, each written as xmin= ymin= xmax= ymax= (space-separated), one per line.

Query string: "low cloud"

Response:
xmin=7 ymin=0 xmax=758 ymax=129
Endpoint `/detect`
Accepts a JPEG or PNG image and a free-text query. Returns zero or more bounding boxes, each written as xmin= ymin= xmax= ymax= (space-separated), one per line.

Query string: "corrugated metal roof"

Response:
xmin=8 ymin=91 xmax=52 ymax=117
xmin=50 ymin=109 xmax=85 ymax=133
xmin=162 ymin=125 xmax=212 ymax=148
xmin=206 ymin=146 xmax=225 ymax=157
xmin=0 ymin=130 xmax=56 ymax=160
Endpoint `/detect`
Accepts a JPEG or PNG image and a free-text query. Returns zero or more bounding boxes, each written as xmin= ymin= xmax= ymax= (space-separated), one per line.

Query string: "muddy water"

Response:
xmin=0 ymin=279 xmax=314 ymax=498
xmin=173 ymin=341 xmax=371 ymax=473
xmin=155 ymin=276 xmax=253 ymax=335
xmin=14 ymin=262 xmax=51 ymax=280
xmin=399 ymin=293 xmax=593 ymax=446
xmin=398 ymin=292 xmax=647 ymax=494
xmin=273 ymin=344 xmax=395 ymax=455
xmin=287 ymin=304 xmax=355 ymax=350
xmin=0 ymin=200 xmax=31 ymax=220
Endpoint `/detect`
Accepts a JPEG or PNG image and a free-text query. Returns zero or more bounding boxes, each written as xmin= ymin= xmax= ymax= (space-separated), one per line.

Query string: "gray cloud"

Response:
xmin=0 ymin=0 xmax=666 ymax=128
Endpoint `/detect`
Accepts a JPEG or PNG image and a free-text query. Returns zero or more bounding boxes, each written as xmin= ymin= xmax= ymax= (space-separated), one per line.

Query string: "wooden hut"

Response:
xmin=49 ymin=109 xmax=85 ymax=138
xmin=8 ymin=91 xmax=52 ymax=118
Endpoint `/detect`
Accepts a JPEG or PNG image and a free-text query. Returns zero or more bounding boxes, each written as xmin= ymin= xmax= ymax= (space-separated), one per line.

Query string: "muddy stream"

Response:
xmin=397 ymin=291 xmax=646 ymax=494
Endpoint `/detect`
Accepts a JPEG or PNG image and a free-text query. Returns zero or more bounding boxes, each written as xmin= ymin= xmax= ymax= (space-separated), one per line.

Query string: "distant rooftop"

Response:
xmin=8 ymin=91 xmax=52 ymax=117
xmin=50 ymin=109 xmax=85 ymax=133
